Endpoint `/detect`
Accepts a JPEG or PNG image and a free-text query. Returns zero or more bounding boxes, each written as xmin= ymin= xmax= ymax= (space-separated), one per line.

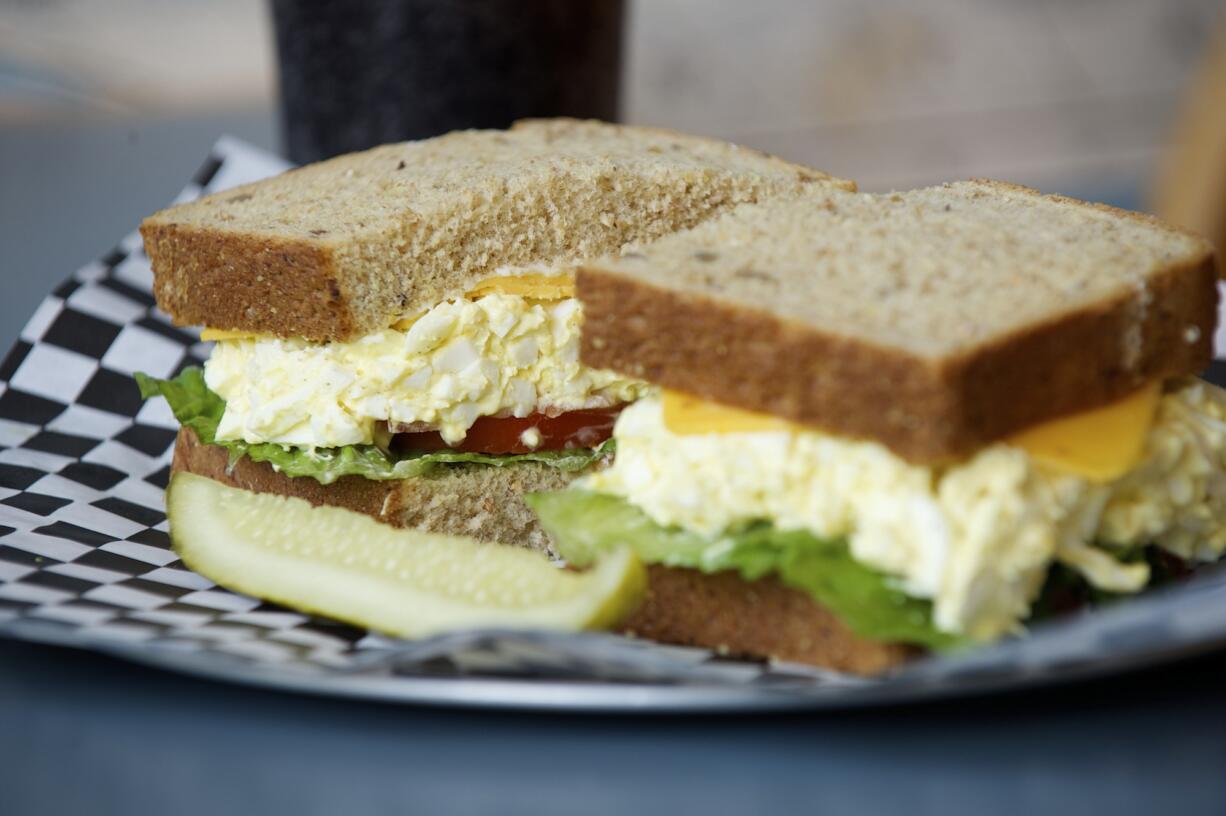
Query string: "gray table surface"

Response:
xmin=3 ymin=115 xmax=1226 ymax=816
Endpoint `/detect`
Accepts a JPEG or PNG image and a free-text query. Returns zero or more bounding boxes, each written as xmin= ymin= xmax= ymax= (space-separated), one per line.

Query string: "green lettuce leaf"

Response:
xmin=525 ymin=489 xmax=965 ymax=650
xmin=136 ymin=368 xmax=613 ymax=485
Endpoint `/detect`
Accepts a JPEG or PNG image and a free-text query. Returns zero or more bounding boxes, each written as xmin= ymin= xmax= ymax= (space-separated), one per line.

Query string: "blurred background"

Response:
xmin=1 ymin=0 xmax=1225 ymax=335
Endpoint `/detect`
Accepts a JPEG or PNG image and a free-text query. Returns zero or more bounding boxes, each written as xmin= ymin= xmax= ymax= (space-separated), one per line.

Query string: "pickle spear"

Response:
xmin=166 ymin=473 xmax=645 ymax=637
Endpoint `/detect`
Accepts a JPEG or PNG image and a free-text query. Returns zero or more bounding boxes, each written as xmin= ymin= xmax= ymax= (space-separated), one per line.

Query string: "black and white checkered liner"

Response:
xmin=0 ymin=142 xmax=373 ymax=671
xmin=3 ymin=138 xmax=1226 ymax=711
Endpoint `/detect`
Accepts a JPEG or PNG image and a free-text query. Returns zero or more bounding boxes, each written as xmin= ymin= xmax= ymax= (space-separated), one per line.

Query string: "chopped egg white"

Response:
xmin=519 ymin=427 xmax=543 ymax=450
xmin=204 ymin=294 xmax=650 ymax=447
xmin=581 ymin=380 xmax=1226 ymax=640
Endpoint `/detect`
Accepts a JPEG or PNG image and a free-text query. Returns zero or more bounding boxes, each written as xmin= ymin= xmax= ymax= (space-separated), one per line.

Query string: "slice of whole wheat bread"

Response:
xmin=578 ymin=180 xmax=1219 ymax=463
xmin=173 ymin=428 xmax=912 ymax=675
xmin=143 ymin=119 xmax=852 ymax=343
xmin=623 ymin=566 xmax=916 ymax=675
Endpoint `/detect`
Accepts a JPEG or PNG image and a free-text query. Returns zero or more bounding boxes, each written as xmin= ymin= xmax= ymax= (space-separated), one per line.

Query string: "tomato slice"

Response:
xmin=391 ymin=406 xmax=623 ymax=455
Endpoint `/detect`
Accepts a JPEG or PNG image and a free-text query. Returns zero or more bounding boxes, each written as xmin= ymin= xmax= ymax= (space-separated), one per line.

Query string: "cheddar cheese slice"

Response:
xmin=465 ymin=272 xmax=575 ymax=300
xmin=661 ymin=390 xmax=798 ymax=435
xmin=662 ymin=383 xmax=1162 ymax=482
xmin=1006 ymin=382 xmax=1162 ymax=482
xmin=200 ymin=328 xmax=261 ymax=342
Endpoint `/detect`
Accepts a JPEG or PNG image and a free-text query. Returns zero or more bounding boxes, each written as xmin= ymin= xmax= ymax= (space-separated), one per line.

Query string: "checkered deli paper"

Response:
xmin=4 ymin=138 xmax=1226 ymax=712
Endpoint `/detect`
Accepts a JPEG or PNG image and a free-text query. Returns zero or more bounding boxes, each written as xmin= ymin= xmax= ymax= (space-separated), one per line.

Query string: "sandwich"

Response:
xmin=527 ymin=180 xmax=1224 ymax=675
xmin=137 ymin=119 xmax=853 ymax=550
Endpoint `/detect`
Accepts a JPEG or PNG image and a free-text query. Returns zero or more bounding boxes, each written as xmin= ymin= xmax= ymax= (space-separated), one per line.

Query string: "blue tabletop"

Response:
xmin=4 ymin=636 xmax=1226 ymax=815
xmin=3 ymin=115 xmax=1225 ymax=816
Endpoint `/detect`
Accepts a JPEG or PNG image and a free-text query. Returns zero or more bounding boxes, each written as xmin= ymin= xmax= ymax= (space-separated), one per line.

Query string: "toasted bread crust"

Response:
xmin=624 ymin=566 xmax=916 ymax=675
xmin=173 ymin=429 xmax=915 ymax=675
xmin=578 ymin=180 xmax=1219 ymax=463
xmin=144 ymin=222 xmax=357 ymax=343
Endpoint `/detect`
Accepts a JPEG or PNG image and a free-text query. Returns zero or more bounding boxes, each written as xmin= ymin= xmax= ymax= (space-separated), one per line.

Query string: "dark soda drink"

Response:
xmin=270 ymin=0 xmax=626 ymax=163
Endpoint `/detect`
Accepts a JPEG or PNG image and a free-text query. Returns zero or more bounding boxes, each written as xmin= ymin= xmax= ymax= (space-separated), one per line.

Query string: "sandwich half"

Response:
xmin=139 ymin=119 xmax=852 ymax=550
xmin=528 ymin=180 xmax=1223 ymax=674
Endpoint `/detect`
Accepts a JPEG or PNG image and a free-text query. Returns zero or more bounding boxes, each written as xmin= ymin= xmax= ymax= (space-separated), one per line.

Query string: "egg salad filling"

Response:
xmin=135 ymin=274 xmax=653 ymax=486
xmin=203 ymin=293 xmax=650 ymax=449
xmin=529 ymin=380 xmax=1226 ymax=644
